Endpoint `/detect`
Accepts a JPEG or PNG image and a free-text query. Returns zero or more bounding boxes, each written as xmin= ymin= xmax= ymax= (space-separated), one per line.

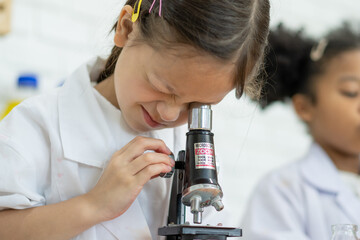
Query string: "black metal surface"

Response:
xmin=167 ymin=151 xmax=186 ymax=226
xmin=158 ymin=225 xmax=242 ymax=240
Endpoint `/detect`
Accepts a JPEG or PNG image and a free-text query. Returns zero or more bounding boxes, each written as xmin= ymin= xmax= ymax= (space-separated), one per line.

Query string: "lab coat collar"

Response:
xmin=299 ymin=142 xmax=340 ymax=194
xmin=58 ymin=57 xmax=120 ymax=168
xmin=300 ymin=142 xmax=360 ymax=223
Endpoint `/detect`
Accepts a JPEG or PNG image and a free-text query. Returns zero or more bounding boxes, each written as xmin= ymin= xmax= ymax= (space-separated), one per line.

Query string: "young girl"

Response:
xmin=0 ymin=0 xmax=270 ymax=239
xmin=241 ymin=24 xmax=360 ymax=240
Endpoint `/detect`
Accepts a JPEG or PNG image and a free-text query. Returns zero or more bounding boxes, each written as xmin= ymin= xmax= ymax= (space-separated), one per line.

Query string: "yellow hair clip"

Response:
xmin=132 ymin=0 xmax=143 ymax=22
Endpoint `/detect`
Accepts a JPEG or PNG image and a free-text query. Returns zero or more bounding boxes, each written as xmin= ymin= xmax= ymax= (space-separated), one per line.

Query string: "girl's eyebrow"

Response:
xmin=338 ymin=76 xmax=360 ymax=83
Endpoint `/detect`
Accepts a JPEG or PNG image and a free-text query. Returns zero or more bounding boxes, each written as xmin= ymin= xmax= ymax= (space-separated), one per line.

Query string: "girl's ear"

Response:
xmin=114 ymin=5 xmax=134 ymax=47
xmin=292 ymin=94 xmax=314 ymax=123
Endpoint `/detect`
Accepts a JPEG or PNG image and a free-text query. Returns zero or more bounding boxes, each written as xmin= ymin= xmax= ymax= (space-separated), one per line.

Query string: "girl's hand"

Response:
xmin=84 ymin=136 xmax=175 ymax=222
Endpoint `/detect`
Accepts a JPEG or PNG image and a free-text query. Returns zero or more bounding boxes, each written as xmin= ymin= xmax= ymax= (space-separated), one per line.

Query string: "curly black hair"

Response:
xmin=258 ymin=22 xmax=360 ymax=109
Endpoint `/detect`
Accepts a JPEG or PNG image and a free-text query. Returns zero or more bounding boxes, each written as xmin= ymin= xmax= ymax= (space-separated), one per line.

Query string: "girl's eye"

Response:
xmin=341 ymin=91 xmax=359 ymax=98
xmin=149 ymin=81 xmax=170 ymax=95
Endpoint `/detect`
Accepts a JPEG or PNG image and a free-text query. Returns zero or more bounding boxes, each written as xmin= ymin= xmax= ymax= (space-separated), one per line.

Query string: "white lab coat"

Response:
xmin=0 ymin=57 xmax=227 ymax=239
xmin=241 ymin=143 xmax=360 ymax=240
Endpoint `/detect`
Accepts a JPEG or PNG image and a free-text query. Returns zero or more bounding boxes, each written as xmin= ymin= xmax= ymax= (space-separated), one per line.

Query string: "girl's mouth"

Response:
xmin=142 ymin=106 xmax=162 ymax=128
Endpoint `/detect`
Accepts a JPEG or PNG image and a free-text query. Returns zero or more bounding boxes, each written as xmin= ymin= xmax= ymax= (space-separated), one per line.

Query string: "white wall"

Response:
xmin=1 ymin=0 xmax=360 ymax=232
xmin=0 ymin=0 xmax=124 ymax=95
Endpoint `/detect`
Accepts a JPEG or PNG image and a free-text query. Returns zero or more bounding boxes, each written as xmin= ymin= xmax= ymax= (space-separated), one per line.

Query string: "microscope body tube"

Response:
xmin=181 ymin=103 xmax=224 ymax=224
xmin=185 ymin=130 xmax=218 ymax=186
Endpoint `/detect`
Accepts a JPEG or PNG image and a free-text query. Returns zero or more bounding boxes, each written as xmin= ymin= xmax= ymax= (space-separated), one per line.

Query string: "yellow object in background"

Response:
xmin=0 ymin=0 xmax=12 ymax=35
xmin=0 ymin=100 xmax=21 ymax=120
xmin=0 ymin=74 xmax=39 ymax=120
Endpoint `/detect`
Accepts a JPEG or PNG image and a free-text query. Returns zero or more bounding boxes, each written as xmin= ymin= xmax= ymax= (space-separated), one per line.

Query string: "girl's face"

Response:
xmin=307 ymin=49 xmax=360 ymax=156
xmin=113 ymin=40 xmax=235 ymax=132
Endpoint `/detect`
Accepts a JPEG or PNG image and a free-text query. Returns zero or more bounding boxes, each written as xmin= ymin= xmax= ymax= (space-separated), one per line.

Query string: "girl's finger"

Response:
xmin=135 ymin=163 xmax=173 ymax=184
xmin=114 ymin=136 xmax=171 ymax=162
xmin=128 ymin=152 xmax=175 ymax=175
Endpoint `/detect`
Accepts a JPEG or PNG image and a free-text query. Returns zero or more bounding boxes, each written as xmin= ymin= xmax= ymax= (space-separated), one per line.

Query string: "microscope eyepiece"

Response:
xmin=188 ymin=103 xmax=212 ymax=131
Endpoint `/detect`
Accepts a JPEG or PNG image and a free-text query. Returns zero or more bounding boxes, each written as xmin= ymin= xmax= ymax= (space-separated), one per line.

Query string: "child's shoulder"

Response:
xmin=1 ymin=88 xmax=61 ymax=137
xmin=0 ymin=90 xmax=61 ymax=159
xmin=20 ymin=88 xmax=61 ymax=119
xmin=255 ymin=160 xmax=305 ymax=196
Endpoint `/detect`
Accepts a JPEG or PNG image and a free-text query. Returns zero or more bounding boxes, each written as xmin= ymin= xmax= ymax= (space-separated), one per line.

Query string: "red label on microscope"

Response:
xmin=194 ymin=142 xmax=215 ymax=169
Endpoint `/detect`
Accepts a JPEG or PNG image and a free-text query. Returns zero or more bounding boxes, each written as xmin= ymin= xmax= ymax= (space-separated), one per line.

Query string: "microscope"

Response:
xmin=158 ymin=103 xmax=242 ymax=240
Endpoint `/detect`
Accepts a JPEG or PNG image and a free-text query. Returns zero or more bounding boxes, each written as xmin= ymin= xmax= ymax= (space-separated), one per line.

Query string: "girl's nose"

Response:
xmin=156 ymin=101 xmax=183 ymax=122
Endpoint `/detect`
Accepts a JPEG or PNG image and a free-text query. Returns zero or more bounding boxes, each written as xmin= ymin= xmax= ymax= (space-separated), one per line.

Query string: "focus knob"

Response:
xmin=160 ymin=153 xmax=175 ymax=178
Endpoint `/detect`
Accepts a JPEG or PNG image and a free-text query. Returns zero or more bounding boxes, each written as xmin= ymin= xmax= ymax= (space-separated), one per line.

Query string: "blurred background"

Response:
xmin=1 ymin=0 xmax=360 ymax=227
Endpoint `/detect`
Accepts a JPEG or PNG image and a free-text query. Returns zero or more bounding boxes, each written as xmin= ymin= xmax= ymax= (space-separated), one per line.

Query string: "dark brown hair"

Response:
xmin=97 ymin=0 xmax=270 ymax=99
xmin=258 ymin=22 xmax=360 ymax=108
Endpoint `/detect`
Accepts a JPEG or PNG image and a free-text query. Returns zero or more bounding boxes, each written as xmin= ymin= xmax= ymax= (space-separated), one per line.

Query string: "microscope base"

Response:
xmin=158 ymin=225 xmax=242 ymax=239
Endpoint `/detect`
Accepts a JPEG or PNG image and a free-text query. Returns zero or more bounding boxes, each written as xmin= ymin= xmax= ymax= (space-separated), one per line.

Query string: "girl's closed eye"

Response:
xmin=340 ymin=91 xmax=359 ymax=98
xmin=147 ymin=74 xmax=172 ymax=94
xmin=150 ymin=82 xmax=177 ymax=101
xmin=148 ymin=75 xmax=182 ymax=103
xmin=338 ymin=76 xmax=360 ymax=98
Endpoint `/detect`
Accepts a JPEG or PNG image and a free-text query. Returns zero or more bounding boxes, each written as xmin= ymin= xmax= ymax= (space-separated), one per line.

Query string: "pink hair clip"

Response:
xmin=149 ymin=0 xmax=162 ymax=17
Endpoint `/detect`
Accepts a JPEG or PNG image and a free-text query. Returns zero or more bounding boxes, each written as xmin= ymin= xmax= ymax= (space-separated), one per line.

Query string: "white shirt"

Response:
xmin=241 ymin=143 xmax=360 ymax=240
xmin=0 ymin=57 xmax=188 ymax=239
xmin=339 ymin=171 xmax=360 ymax=199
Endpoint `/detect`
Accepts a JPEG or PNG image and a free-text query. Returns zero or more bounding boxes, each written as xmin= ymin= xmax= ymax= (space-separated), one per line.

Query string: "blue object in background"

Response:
xmin=18 ymin=74 xmax=38 ymax=88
